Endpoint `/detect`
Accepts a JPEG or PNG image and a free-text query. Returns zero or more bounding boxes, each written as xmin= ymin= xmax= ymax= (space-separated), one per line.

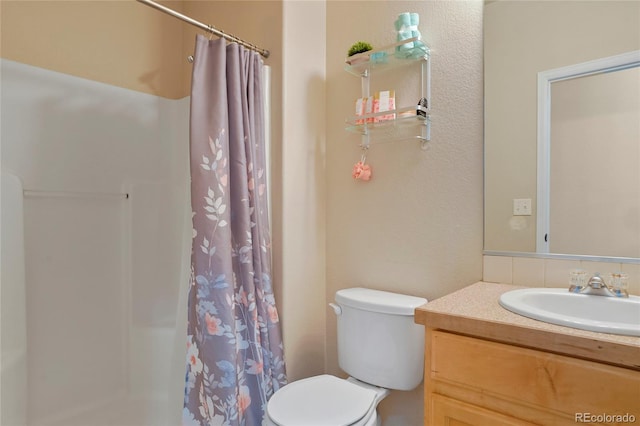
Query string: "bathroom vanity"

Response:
xmin=415 ymin=282 xmax=640 ymax=426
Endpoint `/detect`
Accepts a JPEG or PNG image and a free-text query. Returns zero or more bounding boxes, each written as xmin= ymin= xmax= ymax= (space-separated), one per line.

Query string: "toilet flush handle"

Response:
xmin=329 ymin=303 xmax=342 ymax=316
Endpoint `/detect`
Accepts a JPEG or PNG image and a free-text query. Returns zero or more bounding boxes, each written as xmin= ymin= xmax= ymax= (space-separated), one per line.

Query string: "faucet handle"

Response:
xmin=608 ymin=272 xmax=630 ymax=298
xmin=569 ymin=269 xmax=588 ymax=292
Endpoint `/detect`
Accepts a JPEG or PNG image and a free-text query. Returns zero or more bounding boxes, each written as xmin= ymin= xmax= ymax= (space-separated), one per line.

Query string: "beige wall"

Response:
xmin=0 ymin=1 xmax=284 ymax=100
xmin=279 ymin=0 xmax=327 ymax=381
xmin=1 ymin=0 xmax=186 ymax=99
xmin=2 ymin=0 xmax=485 ymax=421
xmin=325 ymin=1 xmax=484 ymax=424
xmin=179 ymin=1 xmax=284 ymax=96
xmin=484 ymin=1 xmax=640 ymax=253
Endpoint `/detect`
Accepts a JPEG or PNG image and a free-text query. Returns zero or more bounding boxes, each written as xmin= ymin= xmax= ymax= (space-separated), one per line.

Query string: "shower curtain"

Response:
xmin=183 ymin=35 xmax=286 ymax=426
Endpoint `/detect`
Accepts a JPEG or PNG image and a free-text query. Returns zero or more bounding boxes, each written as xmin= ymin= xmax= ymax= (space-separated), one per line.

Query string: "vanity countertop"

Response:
xmin=415 ymin=282 xmax=640 ymax=370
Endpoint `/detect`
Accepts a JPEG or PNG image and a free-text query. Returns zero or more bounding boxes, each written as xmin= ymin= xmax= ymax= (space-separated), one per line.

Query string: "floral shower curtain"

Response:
xmin=183 ymin=35 xmax=286 ymax=426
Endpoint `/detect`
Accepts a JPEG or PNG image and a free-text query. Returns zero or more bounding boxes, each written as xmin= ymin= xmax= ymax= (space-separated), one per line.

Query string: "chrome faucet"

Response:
xmin=569 ymin=272 xmax=628 ymax=298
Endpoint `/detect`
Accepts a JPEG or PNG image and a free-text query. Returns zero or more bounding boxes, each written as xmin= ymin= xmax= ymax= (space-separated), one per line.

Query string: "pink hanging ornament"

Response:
xmin=352 ymin=161 xmax=372 ymax=181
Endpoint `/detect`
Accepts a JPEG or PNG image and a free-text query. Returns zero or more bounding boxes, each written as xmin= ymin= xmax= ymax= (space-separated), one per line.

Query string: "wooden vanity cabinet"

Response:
xmin=424 ymin=329 xmax=640 ymax=426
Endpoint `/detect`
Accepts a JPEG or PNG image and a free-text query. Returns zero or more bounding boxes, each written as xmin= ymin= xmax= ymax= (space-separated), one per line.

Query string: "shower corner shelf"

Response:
xmin=344 ymin=38 xmax=431 ymax=150
xmin=345 ymin=106 xmax=431 ymax=148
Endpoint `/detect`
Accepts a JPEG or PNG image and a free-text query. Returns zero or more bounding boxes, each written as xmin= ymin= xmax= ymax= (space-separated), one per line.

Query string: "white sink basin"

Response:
xmin=499 ymin=288 xmax=640 ymax=337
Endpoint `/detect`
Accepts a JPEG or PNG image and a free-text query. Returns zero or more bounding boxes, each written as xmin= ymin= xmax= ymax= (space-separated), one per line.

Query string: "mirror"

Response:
xmin=484 ymin=0 xmax=640 ymax=260
xmin=537 ymin=56 xmax=640 ymax=258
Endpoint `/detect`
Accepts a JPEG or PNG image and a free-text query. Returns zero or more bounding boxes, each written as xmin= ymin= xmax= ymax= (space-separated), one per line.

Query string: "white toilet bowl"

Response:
xmin=264 ymin=375 xmax=389 ymax=426
xmin=264 ymin=288 xmax=426 ymax=426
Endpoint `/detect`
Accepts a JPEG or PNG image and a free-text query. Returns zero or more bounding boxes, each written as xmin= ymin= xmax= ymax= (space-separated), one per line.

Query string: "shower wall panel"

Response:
xmin=1 ymin=171 xmax=27 ymax=426
xmin=1 ymin=59 xmax=189 ymax=425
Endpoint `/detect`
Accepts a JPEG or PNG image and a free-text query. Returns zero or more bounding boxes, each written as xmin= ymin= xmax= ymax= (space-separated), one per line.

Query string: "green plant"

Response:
xmin=347 ymin=41 xmax=373 ymax=57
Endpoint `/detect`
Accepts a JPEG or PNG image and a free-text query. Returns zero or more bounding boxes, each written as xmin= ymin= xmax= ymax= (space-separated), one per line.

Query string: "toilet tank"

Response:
xmin=333 ymin=288 xmax=427 ymax=391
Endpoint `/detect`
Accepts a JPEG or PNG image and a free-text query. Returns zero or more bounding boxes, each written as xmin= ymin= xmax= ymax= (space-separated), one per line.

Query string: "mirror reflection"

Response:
xmin=484 ymin=0 xmax=640 ymax=259
xmin=545 ymin=64 xmax=639 ymax=258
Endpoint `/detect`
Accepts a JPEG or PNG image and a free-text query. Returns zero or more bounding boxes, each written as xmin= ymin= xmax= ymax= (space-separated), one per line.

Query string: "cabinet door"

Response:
xmin=431 ymin=394 xmax=536 ymax=426
xmin=430 ymin=331 xmax=640 ymax=417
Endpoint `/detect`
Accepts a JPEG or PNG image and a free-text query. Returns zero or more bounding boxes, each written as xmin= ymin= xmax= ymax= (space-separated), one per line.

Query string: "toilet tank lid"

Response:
xmin=335 ymin=288 xmax=427 ymax=316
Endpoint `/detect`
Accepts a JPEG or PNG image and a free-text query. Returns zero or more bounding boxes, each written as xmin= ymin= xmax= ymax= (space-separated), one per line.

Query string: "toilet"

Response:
xmin=265 ymin=287 xmax=427 ymax=426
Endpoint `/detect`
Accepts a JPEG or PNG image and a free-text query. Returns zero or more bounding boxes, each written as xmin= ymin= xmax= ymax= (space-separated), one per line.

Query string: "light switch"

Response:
xmin=513 ymin=198 xmax=532 ymax=216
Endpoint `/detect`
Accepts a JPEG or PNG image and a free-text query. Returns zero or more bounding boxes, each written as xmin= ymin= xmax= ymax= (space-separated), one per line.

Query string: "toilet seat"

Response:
xmin=267 ymin=375 xmax=378 ymax=426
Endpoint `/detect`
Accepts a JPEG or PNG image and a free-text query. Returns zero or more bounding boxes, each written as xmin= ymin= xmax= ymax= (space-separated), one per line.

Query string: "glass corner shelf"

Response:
xmin=345 ymin=105 xmax=431 ymax=142
xmin=344 ymin=37 xmax=430 ymax=76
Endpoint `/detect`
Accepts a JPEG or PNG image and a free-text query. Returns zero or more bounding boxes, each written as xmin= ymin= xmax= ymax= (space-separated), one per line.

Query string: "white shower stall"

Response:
xmin=1 ymin=59 xmax=191 ymax=426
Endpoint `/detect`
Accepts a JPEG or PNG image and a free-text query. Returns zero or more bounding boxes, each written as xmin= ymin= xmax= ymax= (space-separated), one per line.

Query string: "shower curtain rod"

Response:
xmin=136 ymin=0 xmax=270 ymax=58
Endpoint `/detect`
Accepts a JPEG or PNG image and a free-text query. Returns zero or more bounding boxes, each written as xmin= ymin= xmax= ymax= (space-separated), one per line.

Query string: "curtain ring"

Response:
xmin=207 ymin=25 xmax=215 ymax=40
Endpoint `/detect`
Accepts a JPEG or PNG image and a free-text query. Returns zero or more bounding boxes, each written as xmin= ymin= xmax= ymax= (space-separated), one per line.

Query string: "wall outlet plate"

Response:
xmin=513 ymin=198 xmax=532 ymax=216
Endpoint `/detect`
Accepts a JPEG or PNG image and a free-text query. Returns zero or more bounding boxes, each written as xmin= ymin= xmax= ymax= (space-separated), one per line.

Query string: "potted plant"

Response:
xmin=346 ymin=41 xmax=373 ymax=65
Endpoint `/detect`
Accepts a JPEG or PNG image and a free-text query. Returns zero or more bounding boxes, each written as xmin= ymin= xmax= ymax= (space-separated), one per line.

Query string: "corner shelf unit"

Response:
xmin=344 ymin=37 xmax=431 ymax=150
